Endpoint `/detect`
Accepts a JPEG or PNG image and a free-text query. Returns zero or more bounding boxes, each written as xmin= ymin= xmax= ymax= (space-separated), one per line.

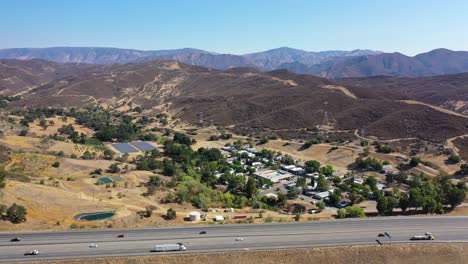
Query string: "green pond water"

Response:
xmin=76 ymin=212 xmax=115 ymax=221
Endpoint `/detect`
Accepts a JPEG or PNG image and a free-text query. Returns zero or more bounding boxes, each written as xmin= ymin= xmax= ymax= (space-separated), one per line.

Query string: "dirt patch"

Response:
xmin=19 ymin=243 xmax=468 ymax=264
xmin=399 ymin=100 xmax=468 ymax=119
xmin=320 ymin=84 xmax=358 ymax=99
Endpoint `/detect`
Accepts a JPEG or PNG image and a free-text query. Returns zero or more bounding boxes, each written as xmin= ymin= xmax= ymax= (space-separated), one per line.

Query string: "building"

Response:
xmin=383 ymin=164 xmax=399 ymax=175
xmin=97 ymin=176 xmax=125 ymax=187
xmin=253 ymin=170 xmax=294 ymax=183
xmin=189 ymin=211 xmax=201 ymax=221
xmin=314 ymin=191 xmax=330 ymax=200
xmin=252 ymin=162 xmax=263 ymax=168
xmin=306 ymin=173 xmax=320 ymax=179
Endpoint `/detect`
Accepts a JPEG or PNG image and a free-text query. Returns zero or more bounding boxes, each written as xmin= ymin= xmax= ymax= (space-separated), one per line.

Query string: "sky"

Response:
xmin=1 ymin=0 xmax=468 ymax=55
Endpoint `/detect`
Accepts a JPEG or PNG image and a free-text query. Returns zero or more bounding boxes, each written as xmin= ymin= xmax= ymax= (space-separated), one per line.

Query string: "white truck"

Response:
xmin=151 ymin=243 xmax=187 ymax=252
xmin=410 ymin=232 xmax=435 ymax=241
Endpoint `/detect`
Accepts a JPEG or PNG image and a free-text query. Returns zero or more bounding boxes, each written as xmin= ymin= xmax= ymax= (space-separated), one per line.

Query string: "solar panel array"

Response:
xmin=131 ymin=141 xmax=157 ymax=152
xmin=112 ymin=143 xmax=139 ymax=153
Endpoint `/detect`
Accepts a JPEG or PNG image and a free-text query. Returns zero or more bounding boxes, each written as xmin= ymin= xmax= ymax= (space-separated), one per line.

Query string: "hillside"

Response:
xmin=0 ymin=59 xmax=99 ymax=95
xmin=4 ymin=59 xmax=467 ymax=143
xmin=337 ymin=73 xmax=468 ymax=114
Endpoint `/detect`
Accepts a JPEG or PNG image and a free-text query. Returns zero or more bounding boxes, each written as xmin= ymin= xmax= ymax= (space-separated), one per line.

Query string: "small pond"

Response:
xmin=74 ymin=211 xmax=115 ymax=221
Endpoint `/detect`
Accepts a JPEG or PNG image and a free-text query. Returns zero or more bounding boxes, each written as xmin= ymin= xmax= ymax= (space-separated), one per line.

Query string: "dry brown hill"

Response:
xmin=4 ymin=60 xmax=468 ymax=143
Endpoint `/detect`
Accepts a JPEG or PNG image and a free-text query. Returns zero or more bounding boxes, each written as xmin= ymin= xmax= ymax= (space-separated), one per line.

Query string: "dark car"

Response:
xmin=10 ymin=237 xmax=21 ymax=242
xmin=117 ymin=234 xmax=125 ymax=238
xmin=199 ymin=231 xmax=207 ymax=234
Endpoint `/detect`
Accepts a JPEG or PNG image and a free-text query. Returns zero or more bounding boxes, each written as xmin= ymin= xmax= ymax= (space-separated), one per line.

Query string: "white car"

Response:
xmin=89 ymin=243 xmax=98 ymax=248
xmin=24 ymin=250 xmax=39 ymax=256
xmin=235 ymin=237 xmax=244 ymax=241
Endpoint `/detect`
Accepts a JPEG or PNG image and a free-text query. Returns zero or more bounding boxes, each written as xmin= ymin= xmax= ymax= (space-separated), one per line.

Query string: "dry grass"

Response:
xmin=0 ymin=135 xmax=41 ymax=149
xmin=6 ymin=152 xmax=57 ymax=177
xmin=27 ymin=116 xmax=95 ymax=136
xmin=18 ymin=243 xmax=468 ymax=264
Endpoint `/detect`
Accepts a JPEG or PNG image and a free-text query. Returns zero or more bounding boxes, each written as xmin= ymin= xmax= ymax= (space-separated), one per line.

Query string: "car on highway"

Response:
xmin=235 ymin=237 xmax=244 ymax=241
xmin=410 ymin=233 xmax=435 ymax=240
xmin=24 ymin=250 xmax=39 ymax=256
xmin=117 ymin=234 xmax=125 ymax=238
xmin=199 ymin=231 xmax=207 ymax=234
xmin=10 ymin=237 xmax=21 ymax=242
xmin=89 ymin=243 xmax=98 ymax=248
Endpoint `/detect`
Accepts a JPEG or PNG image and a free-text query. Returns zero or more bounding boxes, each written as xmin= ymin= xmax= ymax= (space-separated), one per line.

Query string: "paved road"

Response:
xmin=1 ymin=216 xmax=467 ymax=262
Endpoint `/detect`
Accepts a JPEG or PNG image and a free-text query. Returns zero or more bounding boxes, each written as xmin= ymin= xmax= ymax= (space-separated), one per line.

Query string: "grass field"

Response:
xmin=15 ymin=243 xmax=468 ymax=264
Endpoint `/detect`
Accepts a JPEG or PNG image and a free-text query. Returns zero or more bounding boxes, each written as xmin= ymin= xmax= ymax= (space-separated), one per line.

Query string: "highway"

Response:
xmin=0 ymin=216 xmax=467 ymax=262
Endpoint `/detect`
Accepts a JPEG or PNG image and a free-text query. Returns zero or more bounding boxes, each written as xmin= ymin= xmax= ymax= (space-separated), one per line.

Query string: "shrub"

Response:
xmin=52 ymin=161 xmax=60 ymax=168
xmin=166 ymin=208 xmax=177 ymax=220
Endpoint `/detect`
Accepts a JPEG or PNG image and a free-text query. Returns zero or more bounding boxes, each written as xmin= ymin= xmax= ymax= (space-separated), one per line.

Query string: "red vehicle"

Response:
xmin=117 ymin=234 xmax=125 ymax=238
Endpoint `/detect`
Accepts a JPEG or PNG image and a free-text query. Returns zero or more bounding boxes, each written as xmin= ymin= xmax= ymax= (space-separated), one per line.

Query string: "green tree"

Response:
xmin=329 ymin=193 xmax=341 ymax=205
xmin=399 ymin=193 xmax=410 ymax=212
xmin=409 ymin=157 xmax=420 ymax=167
xmin=287 ymin=187 xmax=300 ymax=199
xmin=316 ymin=175 xmax=331 ymax=191
xmin=6 ymin=203 xmax=27 ymax=224
xmin=173 ymin=132 xmax=194 ymax=146
xmin=107 ymin=163 xmax=120 ymax=173
xmin=377 ymin=196 xmax=393 ymax=216
xmin=304 ymin=160 xmax=321 ymax=173
xmin=448 ymin=154 xmax=461 ymax=164
xmin=317 ymin=201 xmax=326 ymax=210
xmin=294 ymin=213 xmax=301 ymax=222
xmin=345 ymin=206 xmax=365 ymax=218
xmin=320 ymin=165 xmax=334 ymax=177
xmin=166 ymin=208 xmax=177 ymax=220
xmin=245 ymin=177 xmax=258 ymax=198
xmin=337 ymin=209 xmax=346 ymax=219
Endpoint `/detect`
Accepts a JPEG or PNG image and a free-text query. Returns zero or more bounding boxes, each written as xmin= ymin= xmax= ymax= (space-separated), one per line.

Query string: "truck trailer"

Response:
xmin=151 ymin=243 xmax=187 ymax=252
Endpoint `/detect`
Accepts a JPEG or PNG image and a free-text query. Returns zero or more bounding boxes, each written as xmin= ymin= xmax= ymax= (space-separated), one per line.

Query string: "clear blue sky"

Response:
xmin=2 ymin=0 xmax=467 ymax=55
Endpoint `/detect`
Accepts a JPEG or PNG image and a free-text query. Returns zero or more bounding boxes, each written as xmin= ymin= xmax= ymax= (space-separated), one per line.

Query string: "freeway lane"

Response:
xmin=0 ymin=216 xmax=467 ymax=262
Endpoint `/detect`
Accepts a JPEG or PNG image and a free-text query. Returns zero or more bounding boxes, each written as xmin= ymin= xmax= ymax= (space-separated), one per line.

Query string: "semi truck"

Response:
xmin=151 ymin=243 xmax=187 ymax=252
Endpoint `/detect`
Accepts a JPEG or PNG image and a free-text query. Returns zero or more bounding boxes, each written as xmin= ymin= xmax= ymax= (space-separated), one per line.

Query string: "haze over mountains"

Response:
xmin=2 ymin=47 xmax=468 ymax=78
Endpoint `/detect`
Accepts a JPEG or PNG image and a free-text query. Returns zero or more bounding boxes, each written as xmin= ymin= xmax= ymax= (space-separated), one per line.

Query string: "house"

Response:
xmin=245 ymin=147 xmax=257 ymax=153
xmin=281 ymin=164 xmax=296 ymax=171
xmin=222 ymin=146 xmax=236 ymax=152
xmin=306 ymin=173 xmax=320 ymax=179
xmin=382 ymin=164 xmax=399 ymax=175
xmin=253 ymin=170 xmax=294 ymax=183
xmin=263 ymin=193 xmax=278 ymax=199
xmin=354 ymin=177 xmax=364 ymax=185
xmin=314 ymin=191 xmax=330 ymax=200
xmin=290 ymin=167 xmax=305 ymax=175
xmin=252 ymin=162 xmax=263 ymax=168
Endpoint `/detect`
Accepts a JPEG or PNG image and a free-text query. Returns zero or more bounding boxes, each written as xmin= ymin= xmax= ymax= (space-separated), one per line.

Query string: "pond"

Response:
xmin=74 ymin=211 xmax=115 ymax=221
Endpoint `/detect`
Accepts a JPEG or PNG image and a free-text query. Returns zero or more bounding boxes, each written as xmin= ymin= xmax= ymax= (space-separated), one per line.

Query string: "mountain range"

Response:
xmin=2 ymin=46 xmax=467 ymax=78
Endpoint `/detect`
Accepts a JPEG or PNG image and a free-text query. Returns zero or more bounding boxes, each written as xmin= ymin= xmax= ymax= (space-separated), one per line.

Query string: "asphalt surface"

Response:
xmin=1 ymin=216 xmax=467 ymax=262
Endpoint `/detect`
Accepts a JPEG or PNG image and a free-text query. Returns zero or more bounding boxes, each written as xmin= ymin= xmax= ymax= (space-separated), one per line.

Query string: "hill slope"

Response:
xmin=5 ymin=59 xmax=466 ymax=143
